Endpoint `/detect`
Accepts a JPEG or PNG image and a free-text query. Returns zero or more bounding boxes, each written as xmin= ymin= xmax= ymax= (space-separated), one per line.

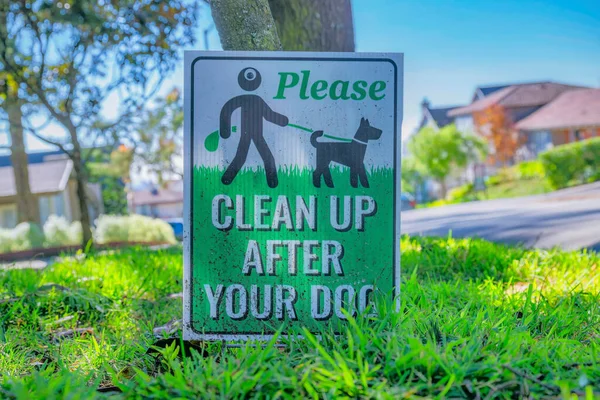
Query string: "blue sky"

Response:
xmin=353 ymin=0 xmax=599 ymax=134
xmin=4 ymin=0 xmax=599 ymax=160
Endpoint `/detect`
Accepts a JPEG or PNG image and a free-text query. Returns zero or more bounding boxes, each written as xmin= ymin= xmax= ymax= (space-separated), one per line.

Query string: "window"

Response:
xmin=53 ymin=193 xmax=65 ymax=217
xmin=135 ymin=204 xmax=150 ymax=216
xmin=455 ymin=116 xmax=474 ymax=133
xmin=531 ymin=131 xmax=553 ymax=155
xmin=38 ymin=193 xmax=66 ymax=224
xmin=0 ymin=205 xmax=17 ymax=229
xmin=39 ymin=196 xmax=50 ymax=224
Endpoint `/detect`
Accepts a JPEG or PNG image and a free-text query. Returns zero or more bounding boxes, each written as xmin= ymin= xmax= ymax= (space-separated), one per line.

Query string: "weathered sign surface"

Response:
xmin=184 ymin=51 xmax=403 ymax=340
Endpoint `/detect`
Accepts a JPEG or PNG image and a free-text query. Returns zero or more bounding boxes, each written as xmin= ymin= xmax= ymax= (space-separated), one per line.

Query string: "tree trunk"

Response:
xmin=1 ymin=4 xmax=39 ymax=226
xmin=268 ymin=0 xmax=354 ymax=51
xmin=7 ymin=100 xmax=40 ymax=225
xmin=440 ymin=179 xmax=447 ymax=199
xmin=68 ymin=128 xmax=93 ymax=248
xmin=210 ymin=0 xmax=282 ymax=51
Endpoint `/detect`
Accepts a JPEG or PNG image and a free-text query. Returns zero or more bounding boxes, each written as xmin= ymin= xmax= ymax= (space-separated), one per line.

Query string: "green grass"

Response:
xmin=420 ymin=168 xmax=551 ymax=209
xmin=1 ymin=238 xmax=599 ymax=398
xmin=481 ymin=177 xmax=550 ymax=200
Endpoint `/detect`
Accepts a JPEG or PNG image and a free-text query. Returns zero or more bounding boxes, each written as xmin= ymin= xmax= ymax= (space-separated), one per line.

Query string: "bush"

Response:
xmin=43 ymin=215 xmax=82 ymax=247
xmin=541 ymin=137 xmax=600 ymax=189
xmin=486 ymin=174 xmax=503 ymax=186
xmin=447 ymin=183 xmax=475 ymax=202
xmin=0 ymin=222 xmax=45 ymax=253
xmin=495 ymin=167 xmax=517 ymax=183
xmin=0 ymin=214 xmax=176 ymax=254
xmin=95 ymin=214 xmax=176 ymax=244
xmin=515 ymin=160 xmax=545 ymax=179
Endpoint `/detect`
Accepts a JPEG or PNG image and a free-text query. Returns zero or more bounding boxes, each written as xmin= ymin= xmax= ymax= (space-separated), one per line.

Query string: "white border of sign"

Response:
xmin=183 ymin=51 xmax=403 ymax=341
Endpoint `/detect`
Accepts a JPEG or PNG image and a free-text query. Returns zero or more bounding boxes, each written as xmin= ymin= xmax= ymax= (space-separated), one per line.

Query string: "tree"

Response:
xmin=409 ymin=124 xmax=487 ymax=198
xmin=473 ymin=104 xmax=520 ymax=166
xmin=0 ymin=0 xmax=198 ymax=247
xmin=135 ymin=88 xmax=183 ymax=186
xmin=210 ymin=0 xmax=282 ymax=51
xmin=401 ymin=157 xmax=425 ymax=196
xmin=268 ymin=0 xmax=354 ymax=51
xmin=210 ymin=0 xmax=354 ymax=52
xmin=0 ymin=5 xmax=39 ymax=225
xmin=88 ymin=144 xmax=134 ymax=215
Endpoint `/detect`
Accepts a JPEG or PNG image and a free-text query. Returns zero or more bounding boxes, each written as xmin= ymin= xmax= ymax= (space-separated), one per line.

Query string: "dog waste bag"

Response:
xmin=183 ymin=51 xmax=403 ymax=341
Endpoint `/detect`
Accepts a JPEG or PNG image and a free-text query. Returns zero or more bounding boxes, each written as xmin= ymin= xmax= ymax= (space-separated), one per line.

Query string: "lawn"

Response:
xmin=420 ymin=162 xmax=552 ymax=209
xmin=0 ymin=237 xmax=598 ymax=398
xmin=480 ymin=177 xmax=550 ymax=200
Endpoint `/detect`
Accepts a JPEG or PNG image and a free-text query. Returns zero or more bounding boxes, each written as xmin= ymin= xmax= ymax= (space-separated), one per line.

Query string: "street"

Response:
xmin=402 ymin=182 xmax=600 ymax=251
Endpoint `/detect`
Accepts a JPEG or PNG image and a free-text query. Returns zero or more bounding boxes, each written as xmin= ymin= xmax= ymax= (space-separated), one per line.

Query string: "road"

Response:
xmin=401 ymin=181 xmax=600 ymax=252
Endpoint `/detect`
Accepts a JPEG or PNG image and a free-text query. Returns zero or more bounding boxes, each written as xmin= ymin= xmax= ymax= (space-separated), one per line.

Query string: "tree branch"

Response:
xmin=65 ymin=36 xmax=86 ymax=117
xmin=22 ymin=3 xmax=46 ymax=77
xmin=24 ymin=127 xmax=70 ymax=155
xmin=81 ymin=111 xmax=136 ymax=164
xmin=203 ymin=24 xmax=214 ymax=50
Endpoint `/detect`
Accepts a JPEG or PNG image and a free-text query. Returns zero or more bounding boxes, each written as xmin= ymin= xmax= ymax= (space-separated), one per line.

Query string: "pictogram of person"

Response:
xmin=219 ymin=67 xmax=289 ymax=188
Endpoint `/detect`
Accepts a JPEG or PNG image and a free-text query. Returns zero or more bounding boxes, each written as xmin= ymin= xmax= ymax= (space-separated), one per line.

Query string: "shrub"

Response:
xmin=486 ymin=174 xmax=503 ymax=186
xmin=495 ymin=167 xmax=516 ymax=183
xmin=95 ymin=214 xmax=176 ymax=244
xmin=0 ymin=222 xmax=45 ymax=253
xmin=0 ymin=229 xmax=13 ymax=254
xmin=541 ymin=137 xmax=600 ymax=189
xmin=515 ymin=160 xmax=545 ymax=179
xmin=43 ymin=215 xmax=82 ymax=247
xmin=447 ymin=183 xmax=475 ymax=202
xmin=0 ymin=215 xmax=176 ymax=254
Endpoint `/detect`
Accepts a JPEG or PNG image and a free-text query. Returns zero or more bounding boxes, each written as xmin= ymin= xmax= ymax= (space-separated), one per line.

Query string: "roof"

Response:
xmin=418 ymin=102 xmax=464 ymax=131
xmin=477 ymin=84 xmax=510 ymax=97
xmin=0 ymin=159 xmax=73 ymax=198
xmin=131 ymin=189 xmax=183 ymax=206
xmin=0 ymin=150 xmax=66 ymax=168
xmin=450 ymin=82 xmax=586 ymax=117
xmin=515 ymin=88 xmax=600 ymax=131
xmin=427 ymin=106 xmax=462 ymax=128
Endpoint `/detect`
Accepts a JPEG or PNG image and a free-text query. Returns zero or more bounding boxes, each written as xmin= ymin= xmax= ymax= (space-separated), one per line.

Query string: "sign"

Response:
xmin=183 ymin=51 xmax=403 ymax=340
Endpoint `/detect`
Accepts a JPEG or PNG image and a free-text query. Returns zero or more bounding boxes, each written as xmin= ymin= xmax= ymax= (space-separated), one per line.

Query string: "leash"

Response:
xmin=204 ymin=123 xmax=352 ymax=152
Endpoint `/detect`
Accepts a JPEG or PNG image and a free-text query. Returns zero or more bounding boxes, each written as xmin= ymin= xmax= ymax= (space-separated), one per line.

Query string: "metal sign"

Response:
xmin=183 ymin=51 xmax=403 ymax=340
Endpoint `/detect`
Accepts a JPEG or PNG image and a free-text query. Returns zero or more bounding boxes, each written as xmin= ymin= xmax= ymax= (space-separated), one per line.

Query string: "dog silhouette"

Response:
xmin=310 ymin=117 xmax=383 ymax=188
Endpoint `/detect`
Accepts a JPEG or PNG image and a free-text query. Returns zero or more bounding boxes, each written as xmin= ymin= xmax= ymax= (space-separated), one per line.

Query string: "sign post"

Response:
xmin=184 ymin=52 xmax=403 ymax=340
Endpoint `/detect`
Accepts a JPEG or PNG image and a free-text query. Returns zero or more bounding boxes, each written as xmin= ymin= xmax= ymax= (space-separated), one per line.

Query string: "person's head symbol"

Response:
xmin=238 ymin=67 xmax=262 ymax=91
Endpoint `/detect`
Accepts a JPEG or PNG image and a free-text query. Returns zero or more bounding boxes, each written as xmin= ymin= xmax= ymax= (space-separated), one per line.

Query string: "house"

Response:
xmin=515 ymin=88 xmax=600 ymax=155
xmin=417 ymin=85 xmax=512 ymax=133
xmin=471 ymin=84 xmax=510 ymax=102
xmin=413 ymin=81 xmax=589 ymax=200
xmin=448 ymin=81 xmax=586 ymax=135
xmin=129 ymin=181 xmax=183 ymax=219
xmin=0 ymin=151 xmax=104 ymax=229
xmin=417 ymin=99 xmax=464 ymax=131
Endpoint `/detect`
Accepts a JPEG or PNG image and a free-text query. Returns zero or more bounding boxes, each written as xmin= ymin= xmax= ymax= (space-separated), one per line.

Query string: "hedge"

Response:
xmin=540 ymin=137 xmax=600 ymax=189
xmin=0 ymin=214 xmax=176 ymax=255
xmin=95 ymin=214 xmax=177 ymax=245
xmin=0 ymin=223 xmax=45 ymax=254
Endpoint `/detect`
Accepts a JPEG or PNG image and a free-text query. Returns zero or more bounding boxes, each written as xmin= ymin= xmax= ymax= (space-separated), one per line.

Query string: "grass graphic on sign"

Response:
xmin=190 ymin=166 xmax=395 ymax=334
